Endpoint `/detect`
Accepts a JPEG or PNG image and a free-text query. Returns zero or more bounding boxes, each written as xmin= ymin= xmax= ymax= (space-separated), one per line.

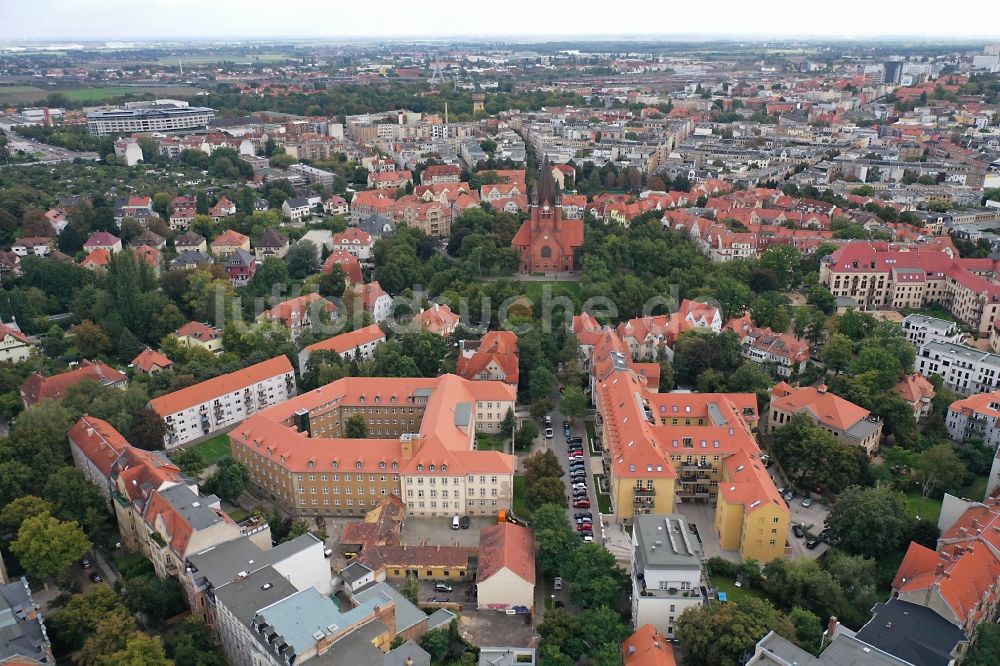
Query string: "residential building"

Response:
xmin=323 ymin=195 xmax=349 ymax=216
xmin=331 ymin=227 xmax=374 ymax=261
xmin=389 ymin=196 xmax=452 ymax=237
xmin=171 ymin=250 xmax=214 ymax=270
xmin=587 ymin=340 xmax=788 ymax=561
xmin=891 ymin=493 xmax=1000 ymax=640
xmin=211 ymin=230 xmax=251 ymax=258
xmin=622 ymin=624 xmax=677 ymax=666
xmin=289 ymin=163 xmax=336 ymax=189
xmin=748 ymin=625 xmax=924 ymax=666
xmin=0 ymin=577 xmax=53 ymax=664
xmin=368 ymin=170 xmax=413 ymax=190
xmin=11 ymin=236 xmax=53 ymax=257
xmin=630 ymin=515 xmax=704 ymax=639
xmin=175 ymin=232 xmax=207 ymax=254
xmin=69 ymin=414 xmax=130 ymax=506
xmin=725 ymin=315 xmax=809 ymax=377
xmin=134 ymin=244 xmax=163 ymax=276
xmin=209 ymin=197 xmax=237 ymax=222
xmin=457 ymin=331 xmax=519 ymax=386
xmin=254 ymin=229 xmax=289 ymax=261
xmin=820 ymin=244 xmax=1000 ymax=334
xmin=230 ymin=374 xmax=516 ymax=518
xmin=896 ymin=373 xmax=935 ymax=421
xmin=421 ymin=164 xmax=462 ymax=185
xmin=413 ymin=303 xmax=460 ymax=336
xmin=767 ymin=382 xmax=883 ymax=456
xmin=901 ymin=314 xmax=963 ymax=348
xmin=323 ymin=250 xmax=363 ymax=285
xmin=83 ymin=231 xmax=122 ymax=255
xmin=114 ymin=137 xmax=144 ymax=166
xmin=149 ymin=355 xmax=296 ymax=448
xmin=297 ymin=323 xmax=386 ymax=374
xmin=946 ymin=389 xmax=1000 ymax=448
xmin=226 ymin=248 xmax=257 ymax=286
xmin=354 ymin=282 xmax=393 ymax=322
xmin=915 ymin=340 xmax=1000 ymax=395
xmin=476 ymin=523 xmax=535 ymax=611
xmin=0 ymin=320 xmax=32 ymax=364
xmin=130 ymin=230 xmax=166 ymax=251
xmin=20 ymin=359 xmax=127 ymax=407
xmin=854 ymin=600 xmax=969 ymax=666
xmin=132 ymin=348 xmax=173 ymax=375
xmin=174 ymin=321 xmax=224 ymax=354
xmin=282 ymin=197 xmax=315 ymax=222
xmin=87 ymin=103 xmax=215 ymax=136
xmin=82 ymin=248 xmax=112 ymax=271
xmin=258 ymin=293 xmax=337 ymax=342
xmin=511 ymin=159 xmax=584 ymax=273
xmin=616 ymin=300 xmax=723 ymax=361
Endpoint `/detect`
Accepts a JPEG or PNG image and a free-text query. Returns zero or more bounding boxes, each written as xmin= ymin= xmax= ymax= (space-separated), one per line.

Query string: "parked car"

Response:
xmin=89 ymin=572 xmax=103 ymax=583
xmin=573 ymin=499 xmax=591 ymax=508
xmin=459 ymin=516 xmax=471 ymax=529
xmin=792 ymin=525 xmax=804 ymax=538
xmin=323 ymin=547 xmax=333 ymax=558
xmin=435 ymin=583 xmax=453 ymax=593
xmin=574 ymin=512 xmax=592 ymax=519
xmin=801 ymin=497 xmax=814 ymax=508
xmin=553 ymin=577 xmax=563 ymax=590
xmin=582 ymin=535 xmax=594 ymax=542
xmin=577 ymin=524 xmax=592 ymax=532
xmin=452 ymin=516 xmax=460 ymax=530
xmin=545 ymin=428 xmax=554 ymax=439
xmin=577 ymin=517 xmax=593 ymax=524
xmin=81 ymin=557 xmax=92 ymax=569
xmin=805 ymin=539 xmax=820 ymax=550
xmin=428 ymin=597 xmax=448 ymax=603
xmin=544 ymin=415 xmax=552 ymax=426
xmin=783 ymin=490 xmax=795 ymax=501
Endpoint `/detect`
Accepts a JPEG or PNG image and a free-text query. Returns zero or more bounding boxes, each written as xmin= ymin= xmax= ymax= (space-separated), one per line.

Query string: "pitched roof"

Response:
xmin=477 ymin=522 xmax=535 ymax=585
xmin=81 ymin=248 xmax=111 ymax=269
xmin=415 ymin=303 xmax=460 ymax=335
xmin=302 ymin=324 xmax=385 ymax=357
xmin=260 ymin=293 xmax=337 ymax=327
xmin=84 ymin=231 xmax=120 ymax=248
xmin=456 ymin=331 xmax=519 ymax=385
xmin=132 ymin=348 xmax=173 ymax=373
xmin=0 ymin=322 xmax=29 ymax=344
xmin=897 ymin=373 xmax=935 ymax=405
xmin=622 ymin=624 xmax=677 ymax=666
xmin=21 ymin=360 xmax=127 ymax=406
xmin=322 ymin=250 xmax=363 ymax=284
xmin=148 ymin=355 xmax=293 ymax=417
xmin=175 ymin=321 xmax=222 ymax=342
xmin=331 ymin=227 xmax=372 ymax=245
xmin=211 ymin=229 xmax=250 ymax=248
xmin=257 ymin=228 xmax=288 ymax=249
xmin=68 ymin=415 xmax=130 ymax=478
xmin=769 ymin=384 xmax=871 ymax=432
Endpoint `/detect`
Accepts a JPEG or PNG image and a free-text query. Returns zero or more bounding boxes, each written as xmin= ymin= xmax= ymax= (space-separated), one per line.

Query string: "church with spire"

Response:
xmin=511 ymin=157 xmax=584 ymax=273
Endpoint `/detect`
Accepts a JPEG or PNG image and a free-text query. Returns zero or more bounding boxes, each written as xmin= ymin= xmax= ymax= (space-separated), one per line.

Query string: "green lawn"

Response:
xmin=592 ymin=474 xmax=613 ymax=514
xmin=476 ymin=433 xmax=507 ymax=452
xmin=190 ymin=433 xmax=233 ymax=466
xmin=710 ymin=574 xmax=766 ymax=604
xmin=904 ymin=491 xmax=942 ymax=523
xmin=517 ymin=280 xmax=582 ymax=304
xmin=513 ymin=476 xmax=531 ymax=519
xmin=585 ymin=420 xmax=599 ymax=455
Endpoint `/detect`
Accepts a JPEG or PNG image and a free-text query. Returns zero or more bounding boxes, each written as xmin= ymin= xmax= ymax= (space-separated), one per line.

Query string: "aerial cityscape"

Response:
xmin=1 ymin=5 xmax=1000 ymax=666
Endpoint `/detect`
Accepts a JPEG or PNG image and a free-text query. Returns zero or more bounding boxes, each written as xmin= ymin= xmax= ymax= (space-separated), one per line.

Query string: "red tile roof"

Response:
xmin=622 ymin=624 xmax=677 ymax=666
xmin=769 ymin=384 xmax=870 ymax=432
xmin=456 ymin=331 xmax=519 ymax=385
xmin=84 ymin=231 xmax=120 ymax=248
xmin=69 ymin=415 xmax=130 ymax=478
xmin=175 ymin=321 xmax=222 ymax=342
xmin=0 ymin=322 xmax=28 ymax=344
xmin=415 ymin=303 xmax=460 ymax=335
xmin=21 ymin=360 xmax=127 ymax=406
xmin=148 ymin=355 xmax=293 ymax=417
xmin=477 ymin=522 xmax=535 ymax=585
xmin=261 ymin=293 xmax=337 ymax=327
xmin=302 ymin=324 xmax=386 ymax=357
xmin=322 ymin=250 xmax=363 ymax=284
xmin=132 ymin=349 xmax=173 ymax=373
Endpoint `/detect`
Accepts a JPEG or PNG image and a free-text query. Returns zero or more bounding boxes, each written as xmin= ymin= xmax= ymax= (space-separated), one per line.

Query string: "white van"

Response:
xmin=452 ymin=515 xmax=460 ymax=530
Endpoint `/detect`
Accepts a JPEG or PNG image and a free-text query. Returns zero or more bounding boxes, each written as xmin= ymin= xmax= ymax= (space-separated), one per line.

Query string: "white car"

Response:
xmin=572 ymin=483 xmax=587 ymax=490
xmin=545 ymin=428 xmax=554 ymax=439
xmin=582 ymin=535 xmax=594 ymax=542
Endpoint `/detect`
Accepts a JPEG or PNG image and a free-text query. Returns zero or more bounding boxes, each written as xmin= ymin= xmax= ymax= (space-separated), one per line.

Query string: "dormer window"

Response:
xmin=332 ymin=461 xmax=339 ymax=469
xmin=374 ymin=395 xmax=381 ymax=403
xmin=392 ymin=461 xmax=399 ymax=469
xmin=390 ymin=396 xmax=397 ymax=404
xmin=359 ymin=395 xmax=365 ymax=404
xmin=417 ymin=464 xmax=424 ymax=472
xmin=379 ymin=461 xmax=386 ymax=469
xmin=355 ymin=461 xmax=363 ymax=469
xmin=429 ymin=464 xmax=436 ymax=472
xmin=441 ymin=464 xmax=448 ymax=472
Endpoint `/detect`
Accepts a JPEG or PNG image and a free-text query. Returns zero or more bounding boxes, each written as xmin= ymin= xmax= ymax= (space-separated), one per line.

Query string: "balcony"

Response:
xmin=634 ymin=577 xmax=704 ymax=601
xmin=676 ymin=491 xmax=711 ymax=500
xmin=633 ymin=487 xmax=656 ymax=497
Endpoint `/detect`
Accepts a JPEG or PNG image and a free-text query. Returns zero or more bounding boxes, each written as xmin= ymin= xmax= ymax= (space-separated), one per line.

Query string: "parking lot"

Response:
xmin=785 ymin=494 xmax=831 ymax=559
xmin=400 ymin=515 xmax=494 ymax=548
xmin=542 ymin=414 xmax=602 ymax=547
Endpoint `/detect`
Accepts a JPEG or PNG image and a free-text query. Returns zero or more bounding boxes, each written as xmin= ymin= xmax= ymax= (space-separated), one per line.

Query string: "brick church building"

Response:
xmin=511 ymin=158 xmax=584 ymax=273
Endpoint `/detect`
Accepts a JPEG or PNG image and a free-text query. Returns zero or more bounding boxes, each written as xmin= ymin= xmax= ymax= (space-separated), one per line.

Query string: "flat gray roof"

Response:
xmin=633 ymin=514 xmax=702 ymax=571
xmin=187 ymin=533 xmax=321 ymax=587
xmin=213 ymin=566 xmax=298 ymax=625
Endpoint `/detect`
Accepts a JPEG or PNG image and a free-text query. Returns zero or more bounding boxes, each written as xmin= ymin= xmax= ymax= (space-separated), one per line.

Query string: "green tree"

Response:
xmin=101 ymin=633 xmax=175 ymax=666
xmin=120 ymin=575 xmax=186 ymax=627
xmin=965 ymin=623 xmax=1000 ymax=666
xmin=318 ymin=265 xmax=347 ymax=298
xmin=915 ymin=444 xmax=967 ymax=499
xmin=500 ymin=408 xmax=516 ymax=437
xmin=514 ymin=421 xmax=540 ymax=451
xmin=11 ymin=512 xmax=92 ymax=580
xmin=532 ymin=477 xmax=568 ymax=508
xmin=203 ymin=459 xmax=249 ymax=503
xmin=659 ymin=358 xmax=675 ymax=392
xmin=71 ymin=319 xmax=112 ymax=357
xmin=76 ymin=610 xmax=139 ymax=666
xmin=402 ymin=575 xmax=420 ymax=605
xmin=825 ymin=484 xmax=912 ymax=558
xmin=807 ymin=285 xmax=836 ymax=315
xmin=128 ymin=406 xmax=167 ymax=450
xmin=530 ymin=365 xmax=557 ymax=403
xmin=675 ymin=597 xmax=796 ymax=666
xmin=0 ymin=495 xmax=53 ymax=533
xmin=171 ymin=447 xmax=207 ymax=476
xmin=47 ymin=587 xmax=124 ymax=653
xmin=531 ymin=503 xmax=580 ymax=577
xmin=562 ymin=543 xmax=625 ymax=609
xmin=345 ymin=414 xmax=369 ymax=438
xmin=419 ymin=628 xmax=450 ymax=663
xmin=286 ymin=240 xmax=320 ymax=279
xmin=523 ymin=449 xmax=563 ymax=486
xmin=820 ymin=333 xmax=853 ymax=373
xmin=559 ymin=385 xmax=587 ymax=421
xmin=789 ymin=607 xmax=823 ymax=653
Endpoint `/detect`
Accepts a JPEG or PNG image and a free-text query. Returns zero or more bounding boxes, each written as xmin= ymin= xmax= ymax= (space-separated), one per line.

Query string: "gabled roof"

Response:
xmin=68 ymin=415 xmax=130 ymax=478
xmin=769 ymin=384 xmax=870 ymax=433
xmin=132 ymin=348 xmax=173 ymax=373
xmin=0 ymin=322 xmax=29 ymax=344
xmin=21 ymin=360 xmax=126 ymax=406
xmin=211 ymin=229 xmax=250 ymax=248
xmin=257 ymin=228 xmax=288 ymax=249
xmin=477 ymin=522 xmax=535 ymax=585
xmin=414 ymin=303 xmax=459 ymax=335
xmin=175 ymin=321 xmax=222 ymax=342
xmin=149 ymin=355 xmax=293 ymax=417
xmin=622 ymin=624 xmax=677 ymax=666
xmin=302 ymin=324 xmax=385 ymax=357
xmin=322 ymin=250 xmax=363 ymax=284
xmin=897 ymin=373 xmax=935 ymax=405
xmin=261 ymin=293 xmax=336 ymax=327
xmin=84 ymin=231 xmax=120 ymax=248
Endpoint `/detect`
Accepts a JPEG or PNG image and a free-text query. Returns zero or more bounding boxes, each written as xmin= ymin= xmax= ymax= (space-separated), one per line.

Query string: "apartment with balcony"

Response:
xmin=631 ymin=514 xmax=704 ymax=639
xmin=946 ymin=389 xmax=1000 ymax=448
xmin=150 ymin=355 xmax=296 ymax=448
xmin=231 ymin=374 xmax=515 ymax=518
xmin=915 ymin=340 xmax=1000 ymax=396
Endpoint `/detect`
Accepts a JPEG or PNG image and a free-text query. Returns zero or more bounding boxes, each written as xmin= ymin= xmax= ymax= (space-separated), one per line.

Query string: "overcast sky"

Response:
xmin=2 ymin=0 xmax=999 ymax=41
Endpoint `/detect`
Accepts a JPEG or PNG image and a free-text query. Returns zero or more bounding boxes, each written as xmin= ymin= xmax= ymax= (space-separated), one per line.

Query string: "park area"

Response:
xmin=0 ymin=84 xmax=205 ymax=105
xmin=187 ymin=433 xmax=233 ymax=466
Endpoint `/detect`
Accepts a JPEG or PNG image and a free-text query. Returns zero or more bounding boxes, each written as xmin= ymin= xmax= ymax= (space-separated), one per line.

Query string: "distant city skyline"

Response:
xmin=2 ymin=0 xmax=1000 ymax=42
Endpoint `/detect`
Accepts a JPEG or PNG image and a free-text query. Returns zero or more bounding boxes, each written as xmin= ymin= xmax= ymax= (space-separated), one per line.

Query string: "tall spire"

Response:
xmin=536 ymin=154 xmax=560 ymax=207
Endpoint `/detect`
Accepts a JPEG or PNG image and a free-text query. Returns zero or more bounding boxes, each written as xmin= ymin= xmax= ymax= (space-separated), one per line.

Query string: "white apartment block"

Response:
xmin=915 ymin=341 xmax=1000 ymax=396
xmin=401 ymin=470 xmax=513 ymax=518
xmin=901 ymin=314 xmax=963 ymax=348
xmin=631 ymin=514 xmax=705 ymax=639
xmin=945 ymin=390 xmax=1000 ymax=449
xmin=87 ymin=105 xmax=215 ymax=137
xmin=150 ymin=356 xmax=296 ymax=448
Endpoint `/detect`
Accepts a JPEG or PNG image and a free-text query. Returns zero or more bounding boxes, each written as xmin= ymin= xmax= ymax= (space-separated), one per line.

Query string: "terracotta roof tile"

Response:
xmin=477 ymin=522 xmax=535 ymax=585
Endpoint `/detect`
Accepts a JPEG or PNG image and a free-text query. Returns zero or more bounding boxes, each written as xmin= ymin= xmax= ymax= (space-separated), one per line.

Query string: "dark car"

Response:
xmin=792 ymin=525 xmax=805 ymax=538
xmin=89 ymin=572 xmax=103 ymax=583
xmin=459 ymin=516 xmax=470 ymax=529
xmin=427 ymin=597 xmax=448 ymax=603
xmin=806 ymin=539 xmax=820 ymax=550
xmin=574 ymin=512 xmax=593 ymax=519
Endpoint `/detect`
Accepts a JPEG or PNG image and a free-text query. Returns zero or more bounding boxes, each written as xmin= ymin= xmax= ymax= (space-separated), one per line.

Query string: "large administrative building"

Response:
xmin=87 ymin=102 xmax=216 ymax=136
xmin=231 ymin=374 xmax=516 ymax=518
